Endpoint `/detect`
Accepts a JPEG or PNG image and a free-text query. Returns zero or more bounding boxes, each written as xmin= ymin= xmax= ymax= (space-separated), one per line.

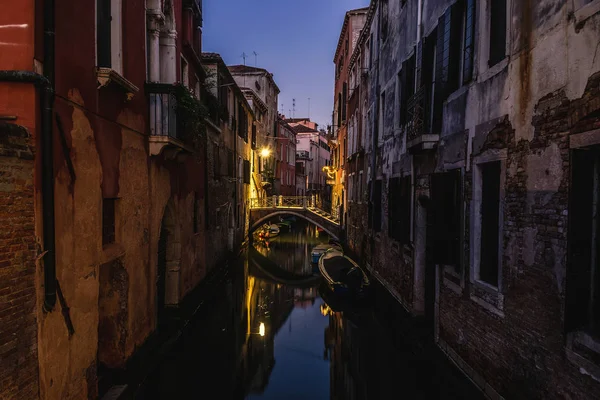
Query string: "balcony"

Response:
xmin=147 ymin=83 xmax=193 ymax=158
xmin=406 ymin=85 xmax=439 ymax=152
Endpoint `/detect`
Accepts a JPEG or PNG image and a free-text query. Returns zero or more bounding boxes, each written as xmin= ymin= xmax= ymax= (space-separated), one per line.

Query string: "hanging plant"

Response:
xmin=173 ymin=83 xmax=208 ymax=150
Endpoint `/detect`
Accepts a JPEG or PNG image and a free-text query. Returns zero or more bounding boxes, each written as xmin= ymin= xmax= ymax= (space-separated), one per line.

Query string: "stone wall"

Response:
xmin=0 ymin=123 xmax=39 ymax=399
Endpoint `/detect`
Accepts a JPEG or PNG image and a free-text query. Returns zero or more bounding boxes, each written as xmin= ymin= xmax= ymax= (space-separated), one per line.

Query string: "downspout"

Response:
xmin=0 ymin=0 xmax=56 ymax=312
xmin=43 ymin=0 xmax=57 ymax=312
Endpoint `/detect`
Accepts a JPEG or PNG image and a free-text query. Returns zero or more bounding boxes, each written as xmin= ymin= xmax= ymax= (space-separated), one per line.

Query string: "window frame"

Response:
xmin=470 ymin=150 xmax=506 ymax=292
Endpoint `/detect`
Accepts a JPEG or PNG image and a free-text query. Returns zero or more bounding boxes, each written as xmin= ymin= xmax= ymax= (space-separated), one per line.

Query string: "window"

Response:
xmin=348 ymin=174 xmax=354 ymax=203
xmin=227 ymin=149 xmax=234 ymax=177
xmin=389 ymin=176 xmax=411 ymax=244
xmin=567 ymin=148 xmax=600 ymax=336
xmin=463 ymin=0 xmax=476 ymax=83
xmin=369 ymin=34 xmax=374 ymax=68
xmin=242 ymin=158 xmax=250 ymax=183
xmin=213 ymin=143 xmax=220 ymax=178
xmin=478 ymin=161 xmax=501 ymax=286
xmin=181 ymin=56 xmax=189 ymax=87
xmin=379 ymin=91 xmax=385 ymax=142
xmin=381 ymin=0 xmax=389 ymax=41
xmin=372 ymin=179 xmax=382 ymax=232
xmin=489 ymin=0 xmax=507 ymax=66
xmin=358 ymin=171 xmax=363 ymax=203
xmin=193 ymin=192 xmax=200 ymax=234
xmin=399 ymin=54 xmax=416 ymax=126
xmin=431 ymin=170 xmax=462 ymax=269
xmin=102 ymin=198 xmax=116 ymax=246
xmin=97 ymin=0 xmax=122 ymax=73
xmin=251 ymin=124 xmax=257 ymax=149
xmin=342 ymin=82 xmax=348 ymax=123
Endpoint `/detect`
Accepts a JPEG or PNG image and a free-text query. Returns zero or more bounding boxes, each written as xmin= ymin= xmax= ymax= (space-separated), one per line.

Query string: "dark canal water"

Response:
xmin=137 ymin=221 xmax=482 ymax=399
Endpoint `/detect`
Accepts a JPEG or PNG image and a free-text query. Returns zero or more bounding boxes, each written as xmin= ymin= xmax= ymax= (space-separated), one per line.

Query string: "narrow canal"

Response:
xmin=137 ymin=221 xmax=483 ymax=399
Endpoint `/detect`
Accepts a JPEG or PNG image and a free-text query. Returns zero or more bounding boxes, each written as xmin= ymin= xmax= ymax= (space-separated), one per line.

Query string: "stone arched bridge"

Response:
xmin=249 ymin=196 xmax=341 ymax=240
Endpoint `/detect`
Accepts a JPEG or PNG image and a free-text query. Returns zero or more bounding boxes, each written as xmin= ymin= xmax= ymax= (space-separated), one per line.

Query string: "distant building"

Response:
xmin=332 ymin=7 xmax=369 ymax=225
xmin=275 ymin=118 xmax=297 ymax=196
xmin=291 ymin=120 xmax=331 ymax=203
xmin=228 ymin=65 xmax=280 ymax=198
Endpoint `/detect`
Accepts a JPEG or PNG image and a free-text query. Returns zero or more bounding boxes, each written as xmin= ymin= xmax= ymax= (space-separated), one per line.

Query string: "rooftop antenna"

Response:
xmin=253 ymin=51 xmax=259 ymax=66
xmin=241 ymin=52 xmax=248 ymax=65
xmin=308 ymin=98 xmax=311 ymax=119
xmin=292 ymin=98 xmax=296 ymax=118
xmin=281 ymin=103 xmax=284 ymax=115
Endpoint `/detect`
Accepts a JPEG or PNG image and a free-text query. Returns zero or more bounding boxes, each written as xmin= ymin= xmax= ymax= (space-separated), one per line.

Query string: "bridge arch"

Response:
xmin=249 ymin=211 xmax=340 ymax=240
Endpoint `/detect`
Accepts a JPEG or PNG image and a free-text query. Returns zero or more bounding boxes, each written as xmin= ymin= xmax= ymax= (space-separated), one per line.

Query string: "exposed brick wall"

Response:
xmin=438 ymin=73 xmax=600 ymax=399
xmin=0 ymin=122 xmax=39 ymax=399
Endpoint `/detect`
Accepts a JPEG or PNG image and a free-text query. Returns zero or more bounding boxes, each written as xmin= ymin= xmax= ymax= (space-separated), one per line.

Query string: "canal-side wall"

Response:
xmin=341 ymin=0 xmax=600 ymax=398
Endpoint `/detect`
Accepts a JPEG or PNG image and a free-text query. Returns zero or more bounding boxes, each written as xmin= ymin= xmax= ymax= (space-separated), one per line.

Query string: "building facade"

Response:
xmin=291 ymin=120 xmax=331 ymax=204
xmin=332 ymin=8 xmax=369 ymax=225
xmin=0 ymin=1 xmax=253 ymax=398
xmin=200 ymin=53 xmax=254 ymax=264
xmin=340 ymin=0 xmax=600 ymax=398
xmin=228 ymin=65 xmax=280 ymax=198
xmin=275 ymin=117 xmax=297 ymax=196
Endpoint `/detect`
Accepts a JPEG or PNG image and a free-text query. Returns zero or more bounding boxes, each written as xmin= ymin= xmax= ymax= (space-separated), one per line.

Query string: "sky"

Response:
xmin=202 ymin=0 xmax=370 ymax=130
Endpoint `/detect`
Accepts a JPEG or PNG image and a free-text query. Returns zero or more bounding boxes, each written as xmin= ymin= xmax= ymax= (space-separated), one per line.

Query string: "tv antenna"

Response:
xmin=253 ymin=51 xmax=259 ymax=66
xmin=241 ymin=52 xmax=248 ymax=65
xmin=308 ymin=98 xmax=311 ymax=119
xmin=292 ymin=98 xmax=296 ymax=118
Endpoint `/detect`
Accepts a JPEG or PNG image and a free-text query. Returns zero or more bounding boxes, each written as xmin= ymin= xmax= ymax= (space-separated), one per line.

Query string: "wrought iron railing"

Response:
xmin=406 ymin=85 xmax=428 ymax=142
xmin=147 ymin=83 xmax=178 ymax=138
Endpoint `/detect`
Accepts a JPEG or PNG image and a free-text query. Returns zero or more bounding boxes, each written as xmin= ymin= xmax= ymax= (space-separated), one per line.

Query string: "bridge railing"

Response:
xmin=249 ymin=196 xmax=340 ymax=223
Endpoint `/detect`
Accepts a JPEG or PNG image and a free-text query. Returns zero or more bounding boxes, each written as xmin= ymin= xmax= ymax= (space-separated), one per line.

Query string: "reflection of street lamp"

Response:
xmin=259 ymin=322 xmax=266 ymax=337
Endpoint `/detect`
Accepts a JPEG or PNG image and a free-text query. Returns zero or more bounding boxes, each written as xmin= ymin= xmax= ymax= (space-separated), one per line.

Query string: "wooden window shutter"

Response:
xmin=97 ymin=0 xmax=111 ymax=68
xmin=463 ymin=0 xmax=476 ymax=83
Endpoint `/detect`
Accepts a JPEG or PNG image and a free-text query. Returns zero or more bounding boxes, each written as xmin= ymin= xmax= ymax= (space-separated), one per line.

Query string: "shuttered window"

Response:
xmin=479 ymin=161 xmax=501 ymax=286
xmin=372 ymin=180 xmax=383 ymax=232
xmin=489 ymin=0 xmax=507 ymax=66
xmin=97 ymin=0 xmax=111 ymax=68
xmin=212 ymin=143 xmax=220 ymax=178
xmin=463 ymin=0 xmax=476 ymax=83
xmin=243 ymin=160 xmax=251 ymax=184
xmin=431 ymin=170 xmax=462 ymax=268
xmin=389 ymin=176 xmax=411 ymax=244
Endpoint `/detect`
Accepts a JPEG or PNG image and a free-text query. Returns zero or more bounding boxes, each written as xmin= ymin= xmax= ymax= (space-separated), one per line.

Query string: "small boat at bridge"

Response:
xmin=318 ymin=249 xmax=370 ymax=297
xmin=256 ymin=223 xmax=280 ymax=240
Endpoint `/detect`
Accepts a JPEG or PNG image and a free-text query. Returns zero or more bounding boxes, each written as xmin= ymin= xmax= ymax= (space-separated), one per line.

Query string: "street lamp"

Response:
xmin=260 ymin=147 xmax=271 ymax=158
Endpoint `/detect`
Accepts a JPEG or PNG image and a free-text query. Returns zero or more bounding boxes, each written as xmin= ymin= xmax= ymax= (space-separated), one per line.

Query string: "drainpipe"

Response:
xmin=42 ymin=0 xmax=56 ymax=312
xmin=0 ymin=0 xmax=56 ymax=311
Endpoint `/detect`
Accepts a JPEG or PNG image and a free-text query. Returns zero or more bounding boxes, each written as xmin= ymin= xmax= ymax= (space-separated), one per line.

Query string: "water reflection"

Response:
xmin=137 ymin=221 xmax=481 ymax=400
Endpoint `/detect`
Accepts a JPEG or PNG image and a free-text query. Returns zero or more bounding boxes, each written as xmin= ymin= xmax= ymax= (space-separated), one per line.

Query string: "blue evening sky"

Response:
xmin=203 ymin=0 xmax=370 ymax=130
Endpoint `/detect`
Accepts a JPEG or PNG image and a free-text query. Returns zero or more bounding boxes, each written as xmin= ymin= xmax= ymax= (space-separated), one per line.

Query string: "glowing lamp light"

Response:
xmin=259 ymin=322 xmax=265 ymax=337
xmin=260 ymin=148 xmax=271 ymax=158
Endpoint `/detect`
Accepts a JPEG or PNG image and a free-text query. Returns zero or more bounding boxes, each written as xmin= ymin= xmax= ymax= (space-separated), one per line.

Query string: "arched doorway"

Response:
xmin=157 ymin=199 xmax=181 ymax=325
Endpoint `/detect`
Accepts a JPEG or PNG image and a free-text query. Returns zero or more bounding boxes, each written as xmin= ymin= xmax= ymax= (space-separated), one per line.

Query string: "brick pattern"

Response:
xmin=0 ymin=123 xmax=39 ymax=399
xmin=438 ymin=73 xmax=600 ymax=399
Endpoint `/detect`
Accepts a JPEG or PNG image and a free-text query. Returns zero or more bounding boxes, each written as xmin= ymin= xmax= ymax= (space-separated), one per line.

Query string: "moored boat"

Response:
xmin=318 ymin=249 xmax=370 ymax=296
xmin=311 ymin=244 xmax=331 ymax=265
